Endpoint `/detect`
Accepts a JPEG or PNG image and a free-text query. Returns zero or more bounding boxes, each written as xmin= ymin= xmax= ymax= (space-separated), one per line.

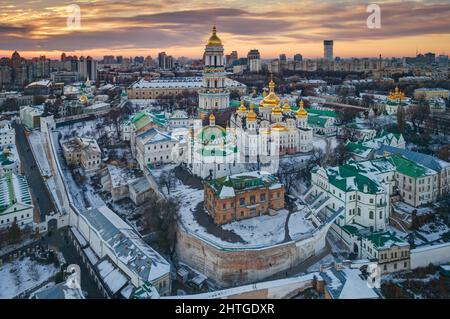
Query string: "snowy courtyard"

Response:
xmin=0 ymin=257 xmax=59 ymax=299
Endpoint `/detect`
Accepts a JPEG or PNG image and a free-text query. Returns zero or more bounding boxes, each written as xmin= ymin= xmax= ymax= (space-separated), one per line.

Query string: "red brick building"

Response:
xmin=204 ymin=171 xmax=284 ymax=225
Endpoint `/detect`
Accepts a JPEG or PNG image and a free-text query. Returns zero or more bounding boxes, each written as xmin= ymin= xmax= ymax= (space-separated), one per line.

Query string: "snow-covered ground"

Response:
xmin=172 ymin=177 xmax=317 ymax=249
xmin=312 ymin=136 xmax=339 ymax=153
xmin=58 ymin=119 xmax=118 ymax=141
xmin=0 ymin=257 xmax=58 ymax=299
xmin=417 ymin=219 xmax=450 ymax=243
xmin=288 ymin=210 xmax=315 ymax=240
xmin=28 ymin=131 xmax=51 ymax=177
xmin=222 ymin=210 xmax=289 ymax=246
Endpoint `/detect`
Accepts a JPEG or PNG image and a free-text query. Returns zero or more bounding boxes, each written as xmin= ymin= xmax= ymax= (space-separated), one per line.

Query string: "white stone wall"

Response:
xmin=410 ymin=243 xmax=450 ymax=269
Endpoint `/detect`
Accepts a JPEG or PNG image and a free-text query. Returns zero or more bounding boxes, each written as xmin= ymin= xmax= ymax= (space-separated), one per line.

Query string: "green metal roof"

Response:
xmin=206 ymin=172 xmax=280 ymax=197
xmin=363 ymin=231 xmax=407 ymax=249
xmin=305 ymin=108 xmax=337 ymax=118
xmin=308 ymin=116 xmax=327 ymax=128
xmin=390 ymin=154 xmax=431 ymax=178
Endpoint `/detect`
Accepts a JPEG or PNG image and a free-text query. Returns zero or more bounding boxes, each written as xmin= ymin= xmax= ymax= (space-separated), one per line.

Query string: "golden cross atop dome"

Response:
xmin=246 ymin=100 xmax=257 ymax=121
xmin=238 ymin=98 xmax=247 ymax=113
xmin=296 ymin=99 xmax=307 ymax=118
xmin=282 ymin=98 xmax=291 ymax=112
xmin=269 ymin=74 xmax=275 ymax=92
xmin=207 ymin=25 xmax=223 ymax=46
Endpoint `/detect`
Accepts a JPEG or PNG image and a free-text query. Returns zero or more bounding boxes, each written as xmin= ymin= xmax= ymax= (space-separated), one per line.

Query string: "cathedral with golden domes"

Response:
xmin=188 ymin=26 xmax=314 ymax=178
xmin=231 ymin=79 xmax=314 ymax=164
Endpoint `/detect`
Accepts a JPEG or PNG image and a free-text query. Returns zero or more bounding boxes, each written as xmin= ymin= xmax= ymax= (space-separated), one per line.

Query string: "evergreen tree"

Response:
xmin=397 ymin=104 xmax=405 ymax=133
xmin=7 ymin=222 xmax=22 ymax=244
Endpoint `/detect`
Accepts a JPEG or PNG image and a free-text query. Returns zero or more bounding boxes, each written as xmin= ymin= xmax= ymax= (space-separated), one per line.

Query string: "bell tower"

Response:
xmin=198 ymin=26 xmax=230 ymax=123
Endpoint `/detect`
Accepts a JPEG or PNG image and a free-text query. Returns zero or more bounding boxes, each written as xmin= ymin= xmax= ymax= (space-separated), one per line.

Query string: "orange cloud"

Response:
xmin=0 ymin=0 xmax=449 ymax=59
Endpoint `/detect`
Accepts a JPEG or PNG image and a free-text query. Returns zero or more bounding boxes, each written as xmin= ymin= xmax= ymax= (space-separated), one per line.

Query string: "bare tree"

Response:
xmin=140 ymin=195 xmax=180 ymax=260
xmin=158 ymin=169 xmax=176 ymax=194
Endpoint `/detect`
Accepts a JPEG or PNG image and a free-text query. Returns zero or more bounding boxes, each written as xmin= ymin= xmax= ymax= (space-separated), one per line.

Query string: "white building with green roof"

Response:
xmin=305 ymin=107 xmax=337 ymax=136
xmin=0 ymin=144 xmax=20 ymax=177
xmin=0 ymin=173 xmax=34 ymax=230
xmin=304 ymin=154 xmax=439 ymax=255
xmin=135 ymin=128 xmax=179 ymax=170
xmin=121 ymin=109 xmax=168 ymax=143
xmin=0 ymin=120 xmax=15 ymax=147
xmin=345 ymin=131 xmax=406 ymax=161
xmin=187 ymin=115 xmax=244 ymax=179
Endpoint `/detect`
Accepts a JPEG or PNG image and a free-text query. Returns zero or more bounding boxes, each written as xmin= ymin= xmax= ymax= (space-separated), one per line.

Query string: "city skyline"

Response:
xmin=1 ymin=0 xmax=450 ymax=60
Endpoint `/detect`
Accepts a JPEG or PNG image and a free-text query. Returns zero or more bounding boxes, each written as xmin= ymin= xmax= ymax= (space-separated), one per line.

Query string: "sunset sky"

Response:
xmin=1 ymin=0 xmax=450 ymax=60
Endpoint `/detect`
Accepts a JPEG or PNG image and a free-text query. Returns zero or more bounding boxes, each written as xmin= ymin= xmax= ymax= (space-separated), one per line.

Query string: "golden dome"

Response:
xmin=209 ymin=113 xmax=216 ymax=122
xmin=296 ymin=99 xmax=308 ymax=118
xmin=271 ymin=123 xmax=288 ymax=132
xmin=272 ymin=105 xmax=283 ymax=116
xmin=388 ymin=86 xmax=405 ymax=102
xmin=246 ymin=102 xmax=257 ymax=121
xmin=282 ymin=98 xmax=291 ymax=112
xmin=261 ymin=78 xmax=280 ymax=107
xmin=206 ymin=25 xmax=223 ymax=46
xmin=238 ymin=99 xmax=247 ymax=114
xmin=79 ymin=95 xmax=88 ymax=105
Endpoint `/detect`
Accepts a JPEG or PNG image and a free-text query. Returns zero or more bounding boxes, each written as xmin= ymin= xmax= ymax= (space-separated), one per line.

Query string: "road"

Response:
xmin=41 ymin=228 xmax=105 ymax=299
xmin=13 ymin=123 xmax=56 ymax=222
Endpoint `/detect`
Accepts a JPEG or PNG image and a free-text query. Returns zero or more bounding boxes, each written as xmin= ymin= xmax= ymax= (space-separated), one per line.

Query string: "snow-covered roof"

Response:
xmin=206 ymin=171 xmax=282 ymax=199
xmin=34 ymin=275 xmax=85 ymax=299
xmin=321 ymin=267 xmax=380 ymax=299
xmin=128 ymin=177 xmax=151 ymax=194
xmin=79 ymin=206 xmax=170 ymax=283
xmin=0 ymin=173 xmax=32 ymax=214
xmin=85 ymin=102 xmax=110 ymax=111
xmin=376 ymin=145 xmax=450 ymax=172
xmin=130 ymin=76 xmax=246 ymax=89
xmin=136 ymin=128 xmax=177 ymax=145
xmin=97 ymin=258 xmax=129 ymax=295
xmin=26 ymin=79 xmax=52 ymax=87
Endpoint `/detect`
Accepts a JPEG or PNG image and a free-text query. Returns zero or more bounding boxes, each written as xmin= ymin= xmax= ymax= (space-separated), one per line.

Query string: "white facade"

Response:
xmin=248 ymin=58 xmax=262 ymax=73
xmin=231 ymin=82 xmax=314 ymax=164
xmin=0 ymin=173 xmax=34 ymax=230
xmin=135 ymin=128 xmax=178 ymax=170
xmin=0 ymin=120 xmax=15 ymax=147
xmin=187 ymin=116 xmax=244 ymax=179
xmin=169 ymin=110 xmax=192 ymax=128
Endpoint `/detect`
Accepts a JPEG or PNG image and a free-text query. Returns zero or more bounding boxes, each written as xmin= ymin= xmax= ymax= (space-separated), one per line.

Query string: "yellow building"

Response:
xmin=413 ymin=88 xmax=450 ymax=101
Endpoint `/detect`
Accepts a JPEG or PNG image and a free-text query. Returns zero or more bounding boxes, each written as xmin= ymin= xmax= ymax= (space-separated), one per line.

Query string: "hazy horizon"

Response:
xmin=1 ymin=0 xmax=449 ymax=60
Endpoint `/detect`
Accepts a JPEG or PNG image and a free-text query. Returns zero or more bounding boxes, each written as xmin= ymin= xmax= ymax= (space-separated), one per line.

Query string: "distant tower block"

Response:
xmin=324 ymin=40 xmax=334 ymax=61
xmin=198 ymin=26 xmax=230 ymax=123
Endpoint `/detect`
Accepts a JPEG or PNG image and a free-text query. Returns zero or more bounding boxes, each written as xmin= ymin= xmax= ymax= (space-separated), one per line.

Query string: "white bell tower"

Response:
xmin=198 ymin=26 xmax=230 ymax=121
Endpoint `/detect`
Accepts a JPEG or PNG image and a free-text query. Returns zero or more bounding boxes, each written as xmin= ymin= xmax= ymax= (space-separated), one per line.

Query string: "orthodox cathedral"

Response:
xmin=186 ymin=26 xmax=314 ymax=179
xmin=230 ymin=79 xmax=314 ymax=164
